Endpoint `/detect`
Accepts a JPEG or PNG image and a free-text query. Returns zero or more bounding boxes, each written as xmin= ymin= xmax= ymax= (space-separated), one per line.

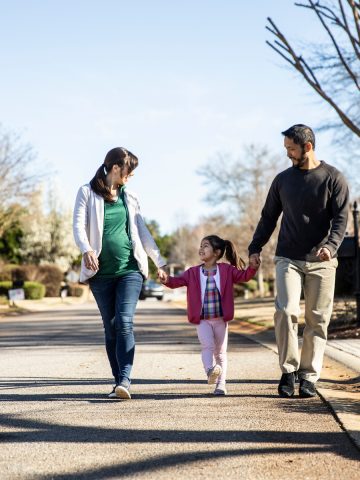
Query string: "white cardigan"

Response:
xmin=73 ymin=184 xmax=166 ymax=283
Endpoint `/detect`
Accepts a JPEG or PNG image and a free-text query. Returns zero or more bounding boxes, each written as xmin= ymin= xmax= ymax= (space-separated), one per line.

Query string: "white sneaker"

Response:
xmin=207 ymin=365 xmax=222 ymax=385
xmin=108 ymin=385 xmax=117 ymax=399
xmin=213 ymin=386 xmax=227 ymax=396
xmin=115 ymin=384 xmax=131 ymax=399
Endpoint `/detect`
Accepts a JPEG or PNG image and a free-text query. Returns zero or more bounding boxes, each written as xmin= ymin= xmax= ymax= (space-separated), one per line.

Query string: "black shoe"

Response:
xmin=299 ymin=379 xmax=317 ymax=398
xmin=278 ymin=372 xmax=295 ymax=397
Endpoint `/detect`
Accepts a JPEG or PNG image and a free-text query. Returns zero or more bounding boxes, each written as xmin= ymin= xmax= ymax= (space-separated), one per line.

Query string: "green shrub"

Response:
xmin=0 ymin=281 xmax=12 ymax=295
xmin=67 ymin=283 xmax=86 ymax=297
xmin=38 ymin=265 xmax=63 ymax=297
xmin=23 ymin=282 xmax=45 ymax=300
xmin=244 ymin=279 xmax=258 ymax=292
xmin=0 ymin=295 xmax=9 ymax=305
xmin=262 ymin=281 xmax=270 ymax=295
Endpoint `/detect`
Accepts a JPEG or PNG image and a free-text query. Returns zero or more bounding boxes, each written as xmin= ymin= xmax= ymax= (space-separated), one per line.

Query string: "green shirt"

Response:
xmin=96 ymin=188 xmax=139 ymax=278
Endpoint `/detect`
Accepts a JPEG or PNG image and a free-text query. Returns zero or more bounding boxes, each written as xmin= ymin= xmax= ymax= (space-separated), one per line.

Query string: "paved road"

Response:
xmin=0 ymin=300 xmax=359 ymax=479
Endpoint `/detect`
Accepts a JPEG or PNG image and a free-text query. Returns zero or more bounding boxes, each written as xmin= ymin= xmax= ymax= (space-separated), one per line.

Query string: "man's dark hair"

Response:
xmin=281 ymin=124 xmax=316 ymax=150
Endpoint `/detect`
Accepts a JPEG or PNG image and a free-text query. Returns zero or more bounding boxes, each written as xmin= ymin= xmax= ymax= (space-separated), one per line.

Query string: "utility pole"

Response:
xmin=353 ymin=202 xmax=360 ymax=325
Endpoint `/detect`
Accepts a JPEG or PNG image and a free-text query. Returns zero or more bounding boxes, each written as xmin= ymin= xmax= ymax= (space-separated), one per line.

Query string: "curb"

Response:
xmin=325 ymin=343 xmax=360 ymax=373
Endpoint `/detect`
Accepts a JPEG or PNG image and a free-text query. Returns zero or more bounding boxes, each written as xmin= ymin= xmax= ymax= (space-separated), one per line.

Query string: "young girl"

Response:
xmin=158 ymin=235 xmax=259 ymax=395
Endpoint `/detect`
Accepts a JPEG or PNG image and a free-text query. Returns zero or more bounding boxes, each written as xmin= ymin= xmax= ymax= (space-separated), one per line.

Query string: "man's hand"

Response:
xmin=157 ymin=267 xmax=168 ymax=284
xmin=83 ymin=251 xmax=99 ymax=271
xmin=316 ymin=247 xmax=332 ymax=262
xmin=249 ymin=253 xmax=261 ymax=269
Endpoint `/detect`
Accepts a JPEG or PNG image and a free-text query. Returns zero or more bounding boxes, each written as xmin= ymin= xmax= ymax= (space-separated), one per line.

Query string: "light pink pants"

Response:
xmin=196 ymin=318 xmax=228 ymax=387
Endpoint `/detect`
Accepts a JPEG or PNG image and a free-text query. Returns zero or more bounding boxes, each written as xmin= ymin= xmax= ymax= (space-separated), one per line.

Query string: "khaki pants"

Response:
xmin=274 ymin=256 xmax=338 ymax=382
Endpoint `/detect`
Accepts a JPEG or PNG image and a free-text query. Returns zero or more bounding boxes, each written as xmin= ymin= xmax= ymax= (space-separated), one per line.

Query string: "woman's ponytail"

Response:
xmin=90 ymin=147 xmax=138 ymax=202
xmin=90 ymin=163 xmax=111 ymax=202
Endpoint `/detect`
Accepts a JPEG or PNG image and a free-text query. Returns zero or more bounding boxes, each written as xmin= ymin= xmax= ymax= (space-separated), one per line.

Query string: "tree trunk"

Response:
xmin=257 ymin=265 xmax=265 ymax=297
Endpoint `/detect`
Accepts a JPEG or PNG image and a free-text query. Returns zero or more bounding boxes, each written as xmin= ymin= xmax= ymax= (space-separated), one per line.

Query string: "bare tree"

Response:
xmin=0 ymin=125 xmax=43 ymax=235
xmin=169 ymin=224 xmax=200 ymax=269
xmin=266 ymin=0 xmax=360 ymax=143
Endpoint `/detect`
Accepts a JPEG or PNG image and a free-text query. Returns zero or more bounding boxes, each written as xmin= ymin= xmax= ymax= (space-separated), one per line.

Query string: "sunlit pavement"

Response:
xmin=0 ymin=299 xmax=359 ymax=479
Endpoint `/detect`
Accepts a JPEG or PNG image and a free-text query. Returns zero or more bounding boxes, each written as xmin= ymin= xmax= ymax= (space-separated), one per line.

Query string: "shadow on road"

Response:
xmin=0 ymin=411 xmax=359 ymax=479
xmin=31 ymin=444 xmax=357 ymax=480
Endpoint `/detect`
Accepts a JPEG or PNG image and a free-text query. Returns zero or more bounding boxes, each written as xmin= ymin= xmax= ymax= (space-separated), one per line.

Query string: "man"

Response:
xmin=248 ymin=124 xmax=349 ymax=398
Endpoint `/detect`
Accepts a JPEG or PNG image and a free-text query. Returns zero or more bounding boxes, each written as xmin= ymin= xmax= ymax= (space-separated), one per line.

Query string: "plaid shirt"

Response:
xmin=201 ymin=267 xmax=223 ymax=319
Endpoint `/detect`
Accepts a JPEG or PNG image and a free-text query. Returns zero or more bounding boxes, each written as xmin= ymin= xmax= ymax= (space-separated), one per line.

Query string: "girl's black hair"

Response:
xmin=202 ymin=235 xmax=246 ymax=270
xmin=90 ymin=147 xmax=138 ymax=202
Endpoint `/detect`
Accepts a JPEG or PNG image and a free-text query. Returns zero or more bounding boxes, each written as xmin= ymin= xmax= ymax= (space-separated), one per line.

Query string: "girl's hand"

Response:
xmin=157 ymin=268 xmax=168 ymax=284
xmin=249 ymin=253 xmax=261 ymax=270
xmin=83 ymin=251 xmax=99 ymax=271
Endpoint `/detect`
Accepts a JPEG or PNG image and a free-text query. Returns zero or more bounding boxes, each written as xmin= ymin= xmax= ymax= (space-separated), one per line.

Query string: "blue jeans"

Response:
xmin=89 ymin=272 xmax=143 ymax=386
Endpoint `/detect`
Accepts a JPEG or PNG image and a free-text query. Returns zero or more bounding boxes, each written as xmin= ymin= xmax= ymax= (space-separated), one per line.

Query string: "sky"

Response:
xmin=0 ymin=0 xmax=341 ymax=234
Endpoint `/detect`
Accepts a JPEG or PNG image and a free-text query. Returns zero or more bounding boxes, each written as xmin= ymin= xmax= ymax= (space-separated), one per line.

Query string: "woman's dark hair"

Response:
xmin=90 ymin=147 xmax=138 ymax=202
xmin=202 ymin=235 xmax=246 ymax=270
xmin=281 ymin=124 xmax=316 ymax=150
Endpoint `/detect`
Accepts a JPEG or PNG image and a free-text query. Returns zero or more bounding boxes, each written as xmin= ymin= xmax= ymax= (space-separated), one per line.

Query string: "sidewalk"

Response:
xmin=231 ymin=298 xmax=360 ymax=450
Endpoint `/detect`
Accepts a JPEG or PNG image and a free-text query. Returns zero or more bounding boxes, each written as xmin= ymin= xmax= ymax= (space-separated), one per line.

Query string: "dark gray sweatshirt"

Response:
xmin=248 ymin=161 xmax=349 ymax=261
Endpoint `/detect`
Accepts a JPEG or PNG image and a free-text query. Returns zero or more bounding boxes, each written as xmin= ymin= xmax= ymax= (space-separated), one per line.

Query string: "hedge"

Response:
xmin=67 ymin=283 xmax=86 ymax=297
xmin=0 ymin=280 xmax=45 ymax=300
xmin=23 ymin=282 xmax=46 ymax=300
xmin=0 ymin=281 xmax=12 ymax=296
xmin=0 ymin=264 xmax=63 ymax=297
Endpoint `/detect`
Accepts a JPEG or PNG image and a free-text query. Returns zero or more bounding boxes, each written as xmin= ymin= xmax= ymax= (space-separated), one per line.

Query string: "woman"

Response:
xmin=73 ymin=147 xmax=166 ymax=400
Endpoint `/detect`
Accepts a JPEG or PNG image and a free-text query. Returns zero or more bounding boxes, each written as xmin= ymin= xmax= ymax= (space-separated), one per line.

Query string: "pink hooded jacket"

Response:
xmin=165 ymin=263 xmax=257 ymax=325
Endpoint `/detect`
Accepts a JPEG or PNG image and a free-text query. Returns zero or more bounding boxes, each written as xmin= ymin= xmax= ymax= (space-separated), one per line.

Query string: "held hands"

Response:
xmin=249 ymin=253 xmax=261 ymax=270
xmin=157 ymin=267 xmax=168 ymax=284
xmin=83 ymin=251 xmax=99 ymax=271
xmin=316 ymin=247 xmax=332 ymax=262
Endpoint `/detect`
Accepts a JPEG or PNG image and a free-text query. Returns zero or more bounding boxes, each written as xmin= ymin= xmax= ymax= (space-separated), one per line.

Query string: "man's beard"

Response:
xmin=290 ymin=147 xmax=307 ymax=168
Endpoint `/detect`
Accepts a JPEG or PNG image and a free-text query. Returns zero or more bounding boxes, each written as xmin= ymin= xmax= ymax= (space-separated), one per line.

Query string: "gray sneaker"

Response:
xmin=115 ymin=383 xmax=131 ymax=399
xmin=207 ymin=365 xmax=222 ymax=385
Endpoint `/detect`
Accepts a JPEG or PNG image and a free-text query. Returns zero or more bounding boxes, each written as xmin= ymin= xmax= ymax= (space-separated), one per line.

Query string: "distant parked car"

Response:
xmin=139 ymin=279 xmax=164 ymax=301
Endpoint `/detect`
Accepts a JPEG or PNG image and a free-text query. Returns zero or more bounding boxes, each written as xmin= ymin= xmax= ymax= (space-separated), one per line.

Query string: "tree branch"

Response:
xmin=266 ymin=15 xmax=360 ymax=137
xmin=306 ymin=0 xmax=360 ymax=89
xmin=347 ymin=0 xmax=360 ymax=46
xmin=296 ymin=1 xmax=360 ymax=61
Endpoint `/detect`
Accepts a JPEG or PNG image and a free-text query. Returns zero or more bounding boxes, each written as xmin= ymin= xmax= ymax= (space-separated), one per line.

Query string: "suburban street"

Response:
xmin=0 ymin=299 xmax=359 ymax=479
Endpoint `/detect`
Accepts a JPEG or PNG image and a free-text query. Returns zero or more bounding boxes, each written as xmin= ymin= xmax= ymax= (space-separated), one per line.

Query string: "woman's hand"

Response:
xmin=157 ymin=268 xmax=168 ymax=284
xmin=83 ymin=251 xmax=99 ymax=271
